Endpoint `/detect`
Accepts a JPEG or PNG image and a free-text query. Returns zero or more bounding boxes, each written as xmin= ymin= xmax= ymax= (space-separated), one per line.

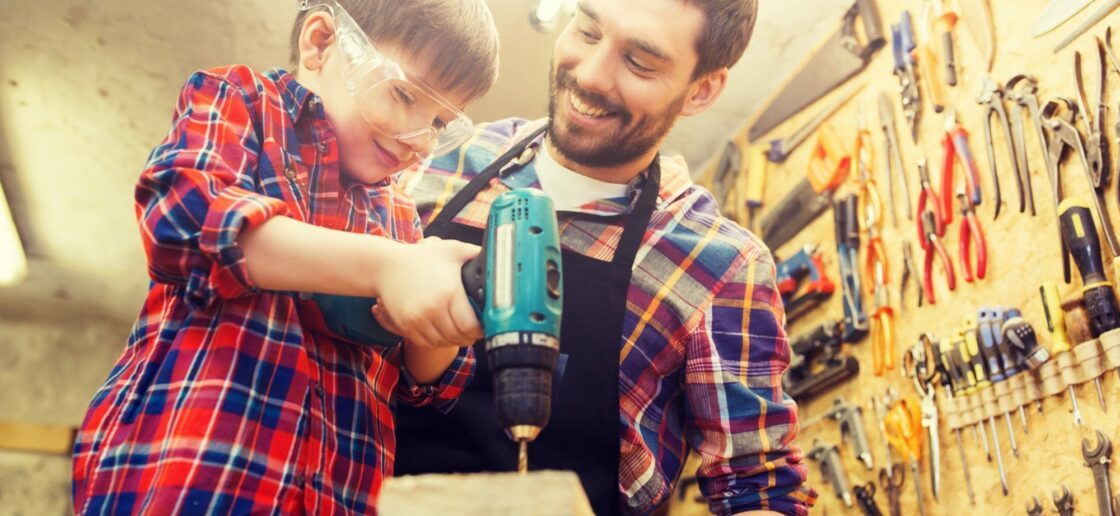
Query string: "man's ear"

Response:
xmin=298 ymin=12 xmax=335 ymax=73
xmin=680 ymin=67 xmax=729 ymax=117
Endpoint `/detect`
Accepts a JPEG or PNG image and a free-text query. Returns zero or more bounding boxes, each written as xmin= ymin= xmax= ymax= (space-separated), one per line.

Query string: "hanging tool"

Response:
xmin=1040 ymin=282 xmax=1086 ymax=426
xmin=977 ymin=77 xmax=1025 ymax=216
xmin=920 ymin=210 xmax=956 ymax=304
xmin=960 ymin=319 xmax=1010 ymax=495
xmin=1083 ymin=430 xmax=1118 ymax=516
xmin=891 ymin=11 xmax=923 ymax=140
xmin=879 ymin=463 xmax=905 ymax=516
xmin=901 ymin=335 xmax=942 ymax=501
xmin=1059 ymin=197 xmax=1120 ymax=410
xmin=858 ymin=108 xmax=894 ymax=371
xmin=941 ymin=111 xmax=984 ymax=222
xmin=1000 ymin=315 xmax=1045 ymax=433
xmin=958 ymin=0 xmax=996 ymax=71
xmin=884 ymin=397 xmax=926 ymax=516
xmin=931 ymin=0 xmax=959 ymax=86
xmin=854 ymin=482 xmax=885 ymax=516
xmin=748 ymin=0 xmax=884 ymax=140
xmin=900 ymin=240 xmax=922 ymax=309
xmin=768 ymin=83 xmax=865 ymax=163
xmin=977 ymin=308 xmax=1018 ymax=458
xmin=784 ymin=320 xmax=860 ymax=400
xmin=1074 ymin=46 xmax=1112 ymax=195
xmin=916 ymin=158 xmax=946 ymax=238
xmin=947 ymin=332 xmax=993 ymax=462
xmin=809 ymin=439 xmax=855 ymax=508
xmin=759 ymin=123 xmax=851 ymax=250
xmin=1102 ymin=29 xmax=1120 ymax=209
xmin=714 ymin=140 xmax=742 ymax=213
xmin=878 ymin=92 xmax=913 ymax=224
xmin=745 ymin=144 xmax=768 ymax=229
xmin=1034 ymin=0 xmax=1096 ymax=36
xmin=776 ymin=244 xmax=836 ymax=322
xmin=1005 ymin=75 xmax=1045 ymax=218
xmin=1053 ymin=484 xmax=1076 ymax=516
xmin=1027 ymin=496 xmax=1045 ymax=516
xmin=957 ymin=191 xmax=988 ymax=283
xmin=916 ymin=2 xmax=946 ymax=113
xmin=931 ymin=336 xmax=976 ymax=505
xmin=870 ymin=393 xmax=896 ymax=481
xmin=1054 ymin=0 xmax=1120 ymax=52
xmin=836 ymin=194 xmax=870 ymax=341
xmin=1043 ymin=97 xmax=1120 ymax=259
xmin=802 ymin=398 xmax=875 ymax=470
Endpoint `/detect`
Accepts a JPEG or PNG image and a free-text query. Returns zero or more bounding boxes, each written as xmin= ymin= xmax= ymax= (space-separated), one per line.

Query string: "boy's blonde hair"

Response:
xmin=290 ymin=0 xmax=500 ymax=103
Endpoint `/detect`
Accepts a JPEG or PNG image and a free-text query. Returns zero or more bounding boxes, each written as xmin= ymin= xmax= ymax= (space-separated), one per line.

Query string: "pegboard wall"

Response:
xmin=682 ymin=0 xmax=1120 ymax=515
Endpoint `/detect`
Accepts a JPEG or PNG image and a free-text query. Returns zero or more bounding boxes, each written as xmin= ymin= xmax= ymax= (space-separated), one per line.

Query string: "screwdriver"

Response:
xmin=1041 ymin=282 xmax=1086 ymax=426
xmin=949 ymin=331 xmax=991 ymax=461
xmin=1058 ymin=197 xmax=1118 ymax=409
xmin=977 ymin=308 xmax=1018 ymax=457
xmin=931 ymin=336 xmax=976 ymax=505
xmin=994 ymin=308 xmax=1030 ymax=433
xmin=960 ymin=320 xmax=1009 ymax=495
xmin=1002 ymin=315 xmax=1051 ymax=427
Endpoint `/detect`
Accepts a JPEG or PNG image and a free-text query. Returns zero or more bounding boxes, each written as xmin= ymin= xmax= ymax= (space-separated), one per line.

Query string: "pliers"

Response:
xmin=915 ymin=158 xmax=945 ymax=241
xmin=892 ymin=10 xmax=922 ymax=142
xmin=921 ymin=209 xmax=955 ymax=305
xmin=976 ymin=77 xmax=1015 ymax=219
xmin=1074 ymin=43 xmax=1111 ymax=192
xmin=956 ymin=191 xmax=987 ymax=283
xmin=940 ymin=110 xmax=983 ymax=225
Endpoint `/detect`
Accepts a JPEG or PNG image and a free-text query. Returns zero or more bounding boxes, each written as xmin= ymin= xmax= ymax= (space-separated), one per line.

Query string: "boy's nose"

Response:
xmin=397 ymin=130 xmax=437 ymax=159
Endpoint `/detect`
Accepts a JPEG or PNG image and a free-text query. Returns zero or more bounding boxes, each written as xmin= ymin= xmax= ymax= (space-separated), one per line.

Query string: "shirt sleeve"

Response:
xmin=393 ymin=345 xmax=476 ymax=412
xmin=134 ymin=71 xmax=289 ymax=312
xmin=684 ymin=251 xmax=817 ymax=516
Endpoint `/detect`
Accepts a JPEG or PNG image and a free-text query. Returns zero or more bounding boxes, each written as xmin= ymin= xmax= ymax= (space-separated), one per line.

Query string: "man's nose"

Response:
xmin=572 ymin=45 xmax=617 ymax=95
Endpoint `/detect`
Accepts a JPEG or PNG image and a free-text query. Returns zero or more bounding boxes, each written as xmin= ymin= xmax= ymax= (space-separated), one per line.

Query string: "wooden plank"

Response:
xmin=0 ymin=421 xmax=76 ymax=455
xmin=379 ymin=471 xmax=594 ymax=516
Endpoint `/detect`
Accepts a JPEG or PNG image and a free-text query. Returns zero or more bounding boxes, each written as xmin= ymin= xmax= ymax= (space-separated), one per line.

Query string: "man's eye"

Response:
xmin=626 ymin=56 xmax=653 ymax=73
xmin=577 ymin=27 xmax=599 ymax=41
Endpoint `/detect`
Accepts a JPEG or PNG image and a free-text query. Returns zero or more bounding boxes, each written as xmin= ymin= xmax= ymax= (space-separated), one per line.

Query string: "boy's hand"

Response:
xmin=371 ymin=237 xmax=483 ymax=348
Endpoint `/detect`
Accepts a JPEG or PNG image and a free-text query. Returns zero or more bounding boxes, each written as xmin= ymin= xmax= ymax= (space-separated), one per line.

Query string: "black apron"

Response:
xmin=394 ymin=127 xmax=660 ymax=516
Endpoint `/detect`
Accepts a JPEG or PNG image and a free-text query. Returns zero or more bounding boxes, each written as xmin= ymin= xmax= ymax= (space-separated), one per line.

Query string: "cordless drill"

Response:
xmin=312 ymin=189 xmax=564 ymax=472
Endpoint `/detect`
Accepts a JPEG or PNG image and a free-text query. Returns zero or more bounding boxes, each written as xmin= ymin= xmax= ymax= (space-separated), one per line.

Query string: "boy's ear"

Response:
xmin=679 ymin=67 xmax=729 ymax=117
xmin=299 ymin=12 xmax=336 ymax=73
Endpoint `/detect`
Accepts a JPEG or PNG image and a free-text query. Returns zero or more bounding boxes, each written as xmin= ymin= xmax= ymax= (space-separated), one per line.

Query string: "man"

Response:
xmin=394 ymin=0 xmax=816 ymax=514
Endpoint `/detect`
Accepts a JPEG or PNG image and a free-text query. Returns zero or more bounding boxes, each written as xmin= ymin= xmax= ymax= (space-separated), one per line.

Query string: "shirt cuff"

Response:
xmin=191 ymin=185 xmax=288 ymax=310
xmin=396 ymin=345 xmax=475 ymax=412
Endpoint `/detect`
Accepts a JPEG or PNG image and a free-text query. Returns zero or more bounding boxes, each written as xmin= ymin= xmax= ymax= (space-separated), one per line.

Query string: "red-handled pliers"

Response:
xmin=915 ymin=158 xmax=944 ymax=243
xmin=957 ymin=191 xmax=988 ymax=282
xmin=921 ymin=210 xmax=956 ymax=304
xmin=940 ymin=111 xmax=983 ymax=226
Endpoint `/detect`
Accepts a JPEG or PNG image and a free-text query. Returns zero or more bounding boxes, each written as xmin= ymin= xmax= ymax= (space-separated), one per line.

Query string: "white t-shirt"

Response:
xmin=536 ymin=141 xmax=630 ymax=212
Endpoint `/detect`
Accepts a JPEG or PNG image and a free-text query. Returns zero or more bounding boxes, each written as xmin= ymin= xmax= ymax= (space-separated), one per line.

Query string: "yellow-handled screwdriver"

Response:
xmin=1040 ymin=282 xmax=1087 ymax=426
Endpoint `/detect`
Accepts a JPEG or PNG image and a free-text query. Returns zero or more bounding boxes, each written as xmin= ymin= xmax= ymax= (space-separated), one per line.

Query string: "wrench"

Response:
xmin=1053 ymin=484 xmax=1074 ymax=516
xmin=1026 ymin=495 xmax=1043 ymax=516
xmin=1083 ymin=430 xmax=1119 ymax=516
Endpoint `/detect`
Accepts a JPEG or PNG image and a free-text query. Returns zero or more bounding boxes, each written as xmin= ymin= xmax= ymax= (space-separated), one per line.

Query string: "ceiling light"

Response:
xmin=530 ymin=0 xmax=575 ymax=32
xmin=0 ymin=179 xmax=27 ymax=286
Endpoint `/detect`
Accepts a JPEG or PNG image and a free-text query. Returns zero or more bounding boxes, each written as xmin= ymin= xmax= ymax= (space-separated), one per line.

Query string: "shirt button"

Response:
xmin=318 ymin=142 xmax=329 ymax=153
xmin=285 ymin=164 xmax=297 ymax=180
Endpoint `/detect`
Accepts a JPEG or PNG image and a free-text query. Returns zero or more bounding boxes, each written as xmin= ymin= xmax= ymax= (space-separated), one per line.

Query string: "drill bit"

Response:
xmin=518 ymin=440 xmax=528 ymax=474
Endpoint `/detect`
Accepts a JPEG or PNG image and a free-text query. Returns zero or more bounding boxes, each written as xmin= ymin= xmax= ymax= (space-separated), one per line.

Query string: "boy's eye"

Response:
xmin=391 ymin=86 xmax=416 ymax=105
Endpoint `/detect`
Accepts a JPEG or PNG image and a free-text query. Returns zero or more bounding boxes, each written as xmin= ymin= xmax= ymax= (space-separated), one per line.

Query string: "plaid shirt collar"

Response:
xmin=493 ymin=119 xmax=694 ymax=217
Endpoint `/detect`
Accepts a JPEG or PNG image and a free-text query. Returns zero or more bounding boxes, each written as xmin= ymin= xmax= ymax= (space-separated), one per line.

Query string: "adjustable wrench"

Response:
xmin=1084 ymin=430 xmax=1119 ymax=516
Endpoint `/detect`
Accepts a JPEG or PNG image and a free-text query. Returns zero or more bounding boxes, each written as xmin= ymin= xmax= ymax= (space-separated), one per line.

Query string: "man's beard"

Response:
xmin=547 ymin=65 xmax=686 ymax=169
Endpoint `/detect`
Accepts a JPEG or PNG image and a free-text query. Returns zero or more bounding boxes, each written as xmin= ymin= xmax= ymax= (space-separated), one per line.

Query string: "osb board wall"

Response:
xmin=680 ymin=1 xmax=1120 ymax=515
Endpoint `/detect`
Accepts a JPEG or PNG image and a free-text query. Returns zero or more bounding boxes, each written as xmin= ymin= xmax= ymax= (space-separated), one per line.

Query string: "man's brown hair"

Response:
xmin=683 ymin=0 xmax=758 ymax=78
xmin=289 ymin=0 xmax=500 ymax=102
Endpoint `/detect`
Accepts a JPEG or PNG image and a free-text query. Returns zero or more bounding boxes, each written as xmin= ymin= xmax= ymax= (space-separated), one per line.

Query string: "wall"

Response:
xmin=685 ymin=0 xmax=1120 ymax=514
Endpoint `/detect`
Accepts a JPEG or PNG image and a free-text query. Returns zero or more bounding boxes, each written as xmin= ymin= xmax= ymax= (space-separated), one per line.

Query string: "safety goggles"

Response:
xmin=298 ymin=0 xmax=475 ymax=159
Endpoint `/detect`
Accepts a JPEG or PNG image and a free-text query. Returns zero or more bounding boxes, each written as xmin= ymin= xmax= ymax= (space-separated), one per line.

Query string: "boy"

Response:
xmin=72 ymin=0 xmax=499 ymax=513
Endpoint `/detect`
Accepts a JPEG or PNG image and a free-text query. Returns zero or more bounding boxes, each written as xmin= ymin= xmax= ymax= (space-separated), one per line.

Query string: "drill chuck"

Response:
xmin=487 ymin=332 xmax=560 ymax=442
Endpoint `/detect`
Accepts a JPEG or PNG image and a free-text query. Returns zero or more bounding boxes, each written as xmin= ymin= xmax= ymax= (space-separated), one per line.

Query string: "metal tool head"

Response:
xmin=956 ymin=189 xmax=976 ymax=214
xmin=943 ymin=108 xmax=960 ymax=131
xmin=1027 ymin=496 xmax=1043 ymax=516
xmin=1083 ymin=429 xmax=1113 ymax=462
xmin=1006 ymin=74 xmax=1040 ymax=102
xmin=1052 ymin=484 xmax=1074 ymax=511
xmin=977 ymin=76 xmax=1002 ymax=104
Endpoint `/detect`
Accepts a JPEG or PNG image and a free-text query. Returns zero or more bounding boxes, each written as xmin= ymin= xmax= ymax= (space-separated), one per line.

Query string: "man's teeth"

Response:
xmin=571 ymin=93 xmax=609 ymax=118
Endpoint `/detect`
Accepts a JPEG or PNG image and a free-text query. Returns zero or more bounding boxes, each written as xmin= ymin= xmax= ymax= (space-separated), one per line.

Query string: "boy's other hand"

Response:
xmin=372 ymin=237 xmax=483 ymax=348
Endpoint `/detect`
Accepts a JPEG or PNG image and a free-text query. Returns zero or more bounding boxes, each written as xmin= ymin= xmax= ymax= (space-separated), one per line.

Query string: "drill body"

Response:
xmin=311 ymin=189 xmax=563 ymax=457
